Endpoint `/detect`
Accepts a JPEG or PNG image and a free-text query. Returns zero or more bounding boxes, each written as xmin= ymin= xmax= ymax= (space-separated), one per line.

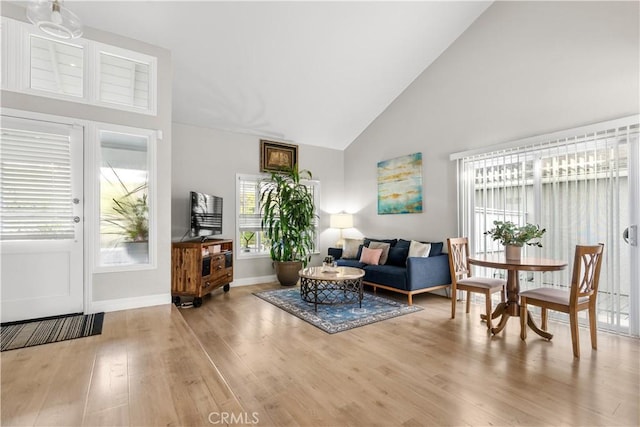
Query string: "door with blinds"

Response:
xmin=0 ymin=116 xmax=84 ymax=323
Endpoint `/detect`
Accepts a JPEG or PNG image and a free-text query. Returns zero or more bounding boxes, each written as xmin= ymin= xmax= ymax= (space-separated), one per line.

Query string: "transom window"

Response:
xmin=1 ymin=16 xmax=157 ymax=115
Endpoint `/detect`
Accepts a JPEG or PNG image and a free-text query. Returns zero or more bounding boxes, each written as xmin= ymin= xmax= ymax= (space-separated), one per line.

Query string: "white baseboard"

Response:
xmin=88 ymin=277 xmax=276 ymax=313
xmin=89 ymin=293 xmax=171 ymax=313
xmin=230 ymin=275 xmax=277 ymax=287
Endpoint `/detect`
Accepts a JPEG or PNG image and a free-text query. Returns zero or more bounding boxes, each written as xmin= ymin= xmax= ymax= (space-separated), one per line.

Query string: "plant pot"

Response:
xmin=124 ymin=241 xmax=149 ymax=263
xmin=505 ymin=244 xmax=522 ymax=262
xmin=274 ymin=261 xmax=303 ymax=286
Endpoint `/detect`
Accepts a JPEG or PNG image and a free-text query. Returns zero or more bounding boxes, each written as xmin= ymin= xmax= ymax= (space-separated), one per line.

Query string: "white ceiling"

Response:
xmin=65 ymin=1 xmax=491 ymax=150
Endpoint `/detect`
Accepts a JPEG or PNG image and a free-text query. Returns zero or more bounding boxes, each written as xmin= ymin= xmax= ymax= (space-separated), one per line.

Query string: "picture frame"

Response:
xmin=377 ymin=152 xmax=423 ymax=215
xmin=260 ymin=139 xmax=298 ymax=172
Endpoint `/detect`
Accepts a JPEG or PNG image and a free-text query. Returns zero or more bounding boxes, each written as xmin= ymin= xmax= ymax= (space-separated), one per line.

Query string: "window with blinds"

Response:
xmin=452 ymin=119 xmax=639 ymax=334
xmin=0 ymin=127 xmax=74 ymax=240
xmin=237 ymin=174 xmax=319 ymax=257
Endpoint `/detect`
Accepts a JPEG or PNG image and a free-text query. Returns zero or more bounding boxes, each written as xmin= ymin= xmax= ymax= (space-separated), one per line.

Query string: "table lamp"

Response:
xmin=330 ymin=213 xmax=353 ymax=248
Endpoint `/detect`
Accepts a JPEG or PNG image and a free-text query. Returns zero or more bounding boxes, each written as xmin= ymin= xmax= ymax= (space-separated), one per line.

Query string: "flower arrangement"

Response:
xmin=484 ymin=220 xmax=546 ymax=248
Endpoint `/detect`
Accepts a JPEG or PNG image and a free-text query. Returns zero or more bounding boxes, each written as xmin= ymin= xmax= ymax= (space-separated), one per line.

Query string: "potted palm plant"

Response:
xmin=484 ymin=220 xmax=546 ymax=261
xmin=261 ymin=166 xmax=316 ymax=286
xmin=103 ymin=168 xmax=149 ymax=262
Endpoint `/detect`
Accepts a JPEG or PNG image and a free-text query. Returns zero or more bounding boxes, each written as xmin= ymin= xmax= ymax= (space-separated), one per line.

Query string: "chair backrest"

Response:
xmin=447 ymin=237 xmax=471 ymax=281
xmin=570 ymin=243 xmax=605 ymax=304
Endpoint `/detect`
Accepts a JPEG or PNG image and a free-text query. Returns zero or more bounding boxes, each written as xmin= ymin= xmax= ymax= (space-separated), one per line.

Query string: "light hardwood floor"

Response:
xmin=2 ymin=283 xmax=639 ymax=426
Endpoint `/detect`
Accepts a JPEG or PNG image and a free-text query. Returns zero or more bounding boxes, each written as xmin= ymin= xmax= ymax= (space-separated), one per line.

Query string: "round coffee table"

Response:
xmin=299 ymin=266 xmax=365 ymax=312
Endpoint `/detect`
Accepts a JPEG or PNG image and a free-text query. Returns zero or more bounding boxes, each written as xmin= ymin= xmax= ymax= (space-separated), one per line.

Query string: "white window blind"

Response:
xmin=236 ymin=174 xmax=320 ymax=257
xmin=453 ymin=118 xmax=639 ymax=334
xmin=0 ymin=127 xmax=74 ymax=240
xmin=238 ymin=176 xmax=263 ymax=232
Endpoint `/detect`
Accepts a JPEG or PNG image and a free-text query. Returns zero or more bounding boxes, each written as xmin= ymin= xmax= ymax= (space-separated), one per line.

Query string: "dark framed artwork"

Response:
xmin=260 ymin=139 xmax=298 ymax=172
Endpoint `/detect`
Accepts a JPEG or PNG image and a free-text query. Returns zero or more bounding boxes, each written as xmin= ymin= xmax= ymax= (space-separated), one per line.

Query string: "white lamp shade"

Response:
xmin=330 ymin=213 xmax=353 ymax=229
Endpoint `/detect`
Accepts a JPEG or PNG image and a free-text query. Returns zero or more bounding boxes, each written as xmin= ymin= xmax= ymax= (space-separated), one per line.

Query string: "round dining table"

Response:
xmin=468 ymin=254 xmax=567 ymax=337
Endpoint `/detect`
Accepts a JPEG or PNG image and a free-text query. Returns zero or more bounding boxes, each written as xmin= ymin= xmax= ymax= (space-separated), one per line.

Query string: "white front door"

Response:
xmin=1 ymin=116 xmax=84 ymax=323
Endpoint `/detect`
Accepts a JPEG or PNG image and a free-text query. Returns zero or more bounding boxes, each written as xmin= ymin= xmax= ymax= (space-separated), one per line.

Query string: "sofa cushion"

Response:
xmin=399 ymin=239 xmax=443 ymax=257
xmin=364 ymin=237 xmax=398 ymax=247
xmin=387 ymin=246 xmax=409 ymax=266
xmin=368 ymin=241 xmax=391 ymax=265
xmin=363 ymin=265 xmax=408 ymax=291
xmin=360 ymin=246 xmax=383 ymax=265
xmin=409 ymin=240 xmax=431 ymax=258
xmin=342 ymin=238 xmax=364 ymax=259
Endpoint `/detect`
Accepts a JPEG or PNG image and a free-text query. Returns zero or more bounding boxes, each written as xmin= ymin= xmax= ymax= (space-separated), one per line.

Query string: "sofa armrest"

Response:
xmin=328 ymin=247 xmax=343 ymax=260
xmin=406 ymin=254 xmax=452 ymax=291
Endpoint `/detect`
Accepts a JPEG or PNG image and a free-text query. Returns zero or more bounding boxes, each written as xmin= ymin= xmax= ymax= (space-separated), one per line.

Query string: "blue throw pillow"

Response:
xmin=387 ymin=246 xmax=409 ymax=266
xmin=429 ymin=242 xmax=443 ymax=257
xmin=364 ymin=237 xmax=398 ymax=247
xmin=396 ymin=239 xmax=411 ymax=250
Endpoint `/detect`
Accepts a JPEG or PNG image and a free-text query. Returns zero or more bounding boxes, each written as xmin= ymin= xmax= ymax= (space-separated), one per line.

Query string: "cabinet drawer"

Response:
xmin=210 ymin=254 xmax=226 ymax=272
xmin=211 ymin=269 xmax=233 ymax=286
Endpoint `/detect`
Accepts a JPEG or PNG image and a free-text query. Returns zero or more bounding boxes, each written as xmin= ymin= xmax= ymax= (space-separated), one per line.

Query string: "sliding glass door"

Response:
xmin=453 ymin=117 xmax=639 ymax=336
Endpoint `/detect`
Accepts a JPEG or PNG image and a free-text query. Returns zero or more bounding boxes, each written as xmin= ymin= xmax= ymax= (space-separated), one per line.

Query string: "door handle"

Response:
xmin=623 ymin=225 xmax=637 ymax=246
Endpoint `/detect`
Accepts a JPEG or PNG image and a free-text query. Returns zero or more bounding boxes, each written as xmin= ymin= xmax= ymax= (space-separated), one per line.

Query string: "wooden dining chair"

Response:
xmin=519 ymin=244 xmax=604 ymax=358
xmin=447 ymin=237 xmax=506 ymax=330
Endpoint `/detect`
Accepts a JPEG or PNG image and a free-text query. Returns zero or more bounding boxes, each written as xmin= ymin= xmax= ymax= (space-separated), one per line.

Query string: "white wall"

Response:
xmin=344 ymin=1 xmax=639 ymax=243
xmin=1 ymin=3 xmax=173 ymax=308
xmin=171 ymin=123 xmax=344 ymax=283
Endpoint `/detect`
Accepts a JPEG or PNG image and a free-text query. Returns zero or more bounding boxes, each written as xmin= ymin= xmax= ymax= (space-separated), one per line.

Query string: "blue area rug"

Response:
xmin=254 ymin=288 xmax=422 ymax=334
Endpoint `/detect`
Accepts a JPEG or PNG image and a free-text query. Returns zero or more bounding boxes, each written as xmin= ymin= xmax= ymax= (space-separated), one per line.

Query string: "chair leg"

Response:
xmin=485 ymin=291 xmax=492 ymax=330
xmin=589 ymin=304 xmax=598 ymax=350
xmin=407 ymin=294 xmax=413 ymax=306
xmin=541 ymin=308 xmax=548 ymax=331
xmin=500 ymin=286 xmax=506 ymax=302
xmin=569 ymin=309 xmax=580 ymax=358
xmin=520 ymin=297 xmax=527 ymax=340
xmin=465 ymin=291 xmax=471 ymax=313
xmin=451 ymin=286 xmax=456 ymax=319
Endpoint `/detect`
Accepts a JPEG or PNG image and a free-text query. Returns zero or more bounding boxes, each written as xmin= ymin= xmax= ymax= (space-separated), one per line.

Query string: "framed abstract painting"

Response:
xmin=377 ymin=152 xmax=423 ymax=214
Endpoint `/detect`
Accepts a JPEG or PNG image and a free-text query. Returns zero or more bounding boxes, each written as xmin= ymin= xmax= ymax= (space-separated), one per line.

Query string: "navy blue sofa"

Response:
xmin=328 ymin=238 xmax=452 ymax=305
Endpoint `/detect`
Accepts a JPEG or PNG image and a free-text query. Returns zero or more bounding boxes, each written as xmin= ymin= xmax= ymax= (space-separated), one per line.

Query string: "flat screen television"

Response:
xmin=190 ymin=191 xmax=223 ymax=237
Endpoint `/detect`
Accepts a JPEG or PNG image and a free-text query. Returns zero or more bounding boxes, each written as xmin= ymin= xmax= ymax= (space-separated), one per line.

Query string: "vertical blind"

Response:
xmin=453 ymin=120 xmax=639 ymax=334
xmin=0 ymin=127 xmax=74 ymax=240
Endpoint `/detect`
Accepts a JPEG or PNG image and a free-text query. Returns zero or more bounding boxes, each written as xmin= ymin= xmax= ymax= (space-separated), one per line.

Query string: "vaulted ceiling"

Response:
xmin=65 ymin=1 xmax=492 ymax=150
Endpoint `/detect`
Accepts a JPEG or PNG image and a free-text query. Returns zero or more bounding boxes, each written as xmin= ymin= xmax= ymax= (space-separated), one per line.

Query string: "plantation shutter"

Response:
xmin=0 ymin=126 xmax=74 ymax=240
xmin=237 ymin=175 xmax=263 ymax=232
